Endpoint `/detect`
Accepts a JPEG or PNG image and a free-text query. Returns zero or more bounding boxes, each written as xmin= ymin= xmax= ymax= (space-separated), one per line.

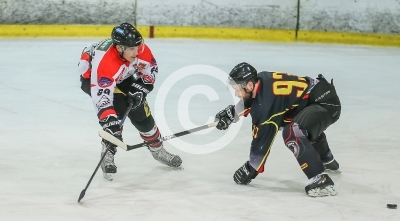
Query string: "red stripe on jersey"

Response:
xmin=257 ymin=164 xmax=265 ymax=173
xmin=80 ymin=52 xmax=90 ymax=61
xmin=239 ymin=108 xmax=251 ymax=117
xmin=99 ymin=109 xmax=117 ymax=120
xmin=80 ymin=53 xmax=92 ymax=79
xmin=82 ymin=70 xmax=91 ymax=79
xmin=254 ymin=81 xmax=261 ymax=94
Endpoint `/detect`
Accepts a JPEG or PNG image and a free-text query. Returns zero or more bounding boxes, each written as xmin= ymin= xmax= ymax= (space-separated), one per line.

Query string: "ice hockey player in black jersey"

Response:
xmin=214 ymin=62 xmax=341 ymax=197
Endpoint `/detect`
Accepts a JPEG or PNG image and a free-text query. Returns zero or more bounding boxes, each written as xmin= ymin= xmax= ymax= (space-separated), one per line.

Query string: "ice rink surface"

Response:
xmin=0 ymin=38 xmax=399 ymax=221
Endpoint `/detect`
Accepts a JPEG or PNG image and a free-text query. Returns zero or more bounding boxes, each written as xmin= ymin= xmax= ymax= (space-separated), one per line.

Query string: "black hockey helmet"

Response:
xmin=228 ymin=62 xmax=258 ymax=87
xmin=111 ymin=23 xmax=143 ymax=47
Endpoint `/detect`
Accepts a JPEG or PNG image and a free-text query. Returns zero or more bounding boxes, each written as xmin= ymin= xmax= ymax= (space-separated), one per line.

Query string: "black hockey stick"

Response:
xmin=98 ymin=121 xmax=218 ymax=151
xmin=98 ymin=106 xmax=250 ymax=151
xmin=78 ymin=101 xmax=135 ymax=203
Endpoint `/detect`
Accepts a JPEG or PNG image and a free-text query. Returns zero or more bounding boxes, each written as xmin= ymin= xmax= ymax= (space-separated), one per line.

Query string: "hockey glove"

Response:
xmin=215 ymin=105 xmax=238 ymax=130
xmin=233 ymin=161 xmax=258 ymax=185
xmin=80 ymin=76 xmax=91 ymax=96
xmin=130 ymin=81 xmax=153 ymax=95
xmin=99 ymin=116 xmax=123 ymax=147
xmin=127 ymin=91 xmax=144 ymax=110
xmin=127 ymin=80 xmax=153 ymax=110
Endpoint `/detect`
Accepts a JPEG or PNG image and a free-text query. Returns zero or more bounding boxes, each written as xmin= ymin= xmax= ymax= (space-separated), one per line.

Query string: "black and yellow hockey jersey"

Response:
xmin=245 ymin=71 xmax=317 ymax=172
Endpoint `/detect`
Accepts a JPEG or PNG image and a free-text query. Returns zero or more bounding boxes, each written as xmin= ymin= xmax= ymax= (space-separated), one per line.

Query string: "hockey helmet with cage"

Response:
xmin=111 ymin=23 xmax=143 ymax=47
xmin=228 ymin=62 xmax=258 ymax=87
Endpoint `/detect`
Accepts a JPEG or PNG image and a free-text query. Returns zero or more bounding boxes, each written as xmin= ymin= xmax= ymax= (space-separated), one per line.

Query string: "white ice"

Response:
xmin=0 ymin=38 xmax=399 ymax=221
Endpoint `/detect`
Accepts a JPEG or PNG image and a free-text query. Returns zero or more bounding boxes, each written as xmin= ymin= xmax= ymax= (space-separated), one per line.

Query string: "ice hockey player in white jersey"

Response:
xmin=78 ymin=22 xmax=182 ymax=180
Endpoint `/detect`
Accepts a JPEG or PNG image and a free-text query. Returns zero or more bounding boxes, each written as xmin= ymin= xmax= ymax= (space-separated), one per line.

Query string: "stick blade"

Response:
xmin=98 ymin=130 xmax=127 ymax=150
xmin=78 ymin=189 xmax=86 ymax=203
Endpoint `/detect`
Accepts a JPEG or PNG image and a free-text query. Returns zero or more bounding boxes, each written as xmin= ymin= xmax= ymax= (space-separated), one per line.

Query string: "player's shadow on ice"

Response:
xmin=249 ymin=177 xmax=305 ymax=194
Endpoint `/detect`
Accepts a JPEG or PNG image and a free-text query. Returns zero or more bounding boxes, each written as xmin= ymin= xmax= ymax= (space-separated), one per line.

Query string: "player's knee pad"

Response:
xmin=131 ymin=115 xmax=155 ymax=132
xmin=282 ymin=122 xmax=308 ymax=158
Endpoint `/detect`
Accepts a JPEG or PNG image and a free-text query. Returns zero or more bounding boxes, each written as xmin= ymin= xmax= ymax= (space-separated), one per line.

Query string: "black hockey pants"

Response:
xmin=282 ymin=76 xmax=341 ymax=179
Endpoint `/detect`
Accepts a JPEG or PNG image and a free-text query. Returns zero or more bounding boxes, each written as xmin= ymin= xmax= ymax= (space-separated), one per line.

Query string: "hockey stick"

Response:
xmin=78 ymin=101 xmax=136 ymax=203
xmin=99 ymin=121 xmax=218 ymax=151
xmin=99 ymin=106 xmax=250 ymax=151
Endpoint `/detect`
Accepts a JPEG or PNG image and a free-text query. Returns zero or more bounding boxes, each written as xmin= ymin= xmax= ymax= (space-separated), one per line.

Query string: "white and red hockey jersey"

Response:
xmin=78 ymin=38 xmax=158 ymax=120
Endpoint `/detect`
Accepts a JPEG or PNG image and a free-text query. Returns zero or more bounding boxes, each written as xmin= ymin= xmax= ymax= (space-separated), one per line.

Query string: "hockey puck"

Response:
xmin=387 ymin=204 xmax=397 ymax=209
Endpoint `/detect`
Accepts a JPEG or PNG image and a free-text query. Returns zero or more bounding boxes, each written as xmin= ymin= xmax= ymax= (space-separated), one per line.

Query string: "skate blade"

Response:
xmin=174 ymin=166 xmax=184 ymax=170
xmin=103 ymin=172 xmax=113 ymax=181
xmin=307 ymin=185 xmax=337 ymax=197
xmin=157 ymin=161 xmax=184 ymax=170
xmin=161 ymin=164 xmax=184 ymax=170
xmin=155 ymin=159 xmax=183 ymax=169
xmin=324 ymin=168 xmax=342 ymax=174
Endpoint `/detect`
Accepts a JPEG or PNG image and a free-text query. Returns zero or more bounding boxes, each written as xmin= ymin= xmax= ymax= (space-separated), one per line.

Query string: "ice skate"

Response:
xmin=101 ymin=140 xmax=117 ymax=181
xmin=305 ymin=173 xmax=337 ymax=197
xmin=322 ymin=150 xmax=340 ymax=172
xmin=149 ymin=146 xmax=182 ymax=168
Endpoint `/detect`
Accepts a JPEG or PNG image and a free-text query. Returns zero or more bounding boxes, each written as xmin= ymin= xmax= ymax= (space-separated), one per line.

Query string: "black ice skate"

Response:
xmin=322 ymin=150 xmax=340 ymax=172
xmin=101 ymin=141 xmax=117 ymax=181
xmin=149 ymin=146 xmax=182 ymax=168
xmin=305 ymin=173 xmax=337 ymax=197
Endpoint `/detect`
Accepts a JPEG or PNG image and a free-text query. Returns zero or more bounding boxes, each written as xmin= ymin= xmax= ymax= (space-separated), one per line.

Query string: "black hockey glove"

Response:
xmin=233 ymin=161 xmax=258 ymax=185
xmin=80 ymin=76 xmax=91 ymax=96
xmin=215 ymin=105 xmax=238 ymax=130
xmin=99 ymin=116 xmax=123 ymax=147
xmin=131 ymin=81 xmax=153 ymax=95
xmin=127 ymin=91 xmax=144 ymax=110
xmin=127 ymin=81 xmax=153 ymax=110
